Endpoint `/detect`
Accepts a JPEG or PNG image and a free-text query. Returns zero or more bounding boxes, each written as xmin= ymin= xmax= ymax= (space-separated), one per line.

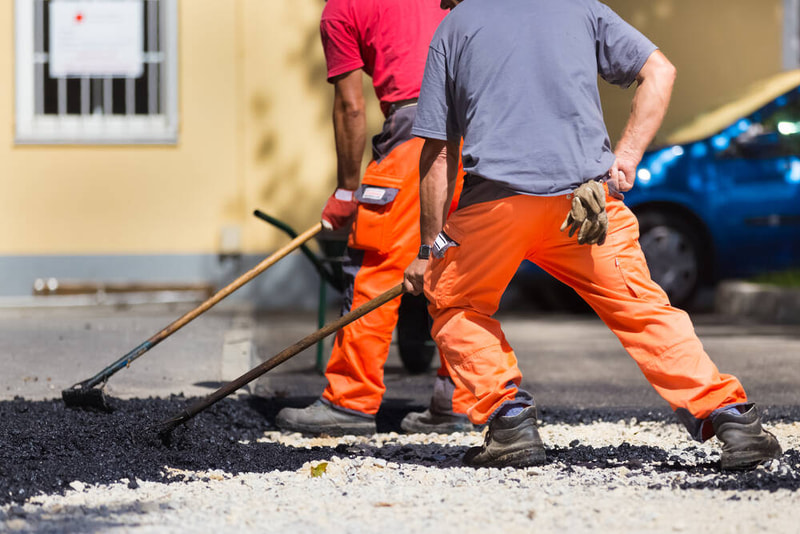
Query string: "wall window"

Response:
xmin=15 ymin=0 xmax=178 ymax=144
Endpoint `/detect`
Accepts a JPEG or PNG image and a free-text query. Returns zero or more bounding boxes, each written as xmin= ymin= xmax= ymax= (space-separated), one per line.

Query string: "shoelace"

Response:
xmin=482 ymin=426 xmax=494 ymax=446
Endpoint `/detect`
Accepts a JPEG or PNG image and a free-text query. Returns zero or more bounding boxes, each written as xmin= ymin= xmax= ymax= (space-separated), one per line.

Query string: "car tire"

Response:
xmin=396 ymin=292 xmax=436 ymax=374
xmin=538 ymin=278 xmax=593 ymax=313
xmin=636 ymin=211 xmax=706 ymax=308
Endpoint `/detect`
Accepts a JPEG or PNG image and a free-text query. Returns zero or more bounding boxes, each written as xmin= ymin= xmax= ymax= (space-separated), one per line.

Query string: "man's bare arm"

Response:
xmin=404 ymin=137 xmax=456 ymax=295
xmin=419 ymin=138 xmax=457 ymax=245
xmin=319 ymin=70 xmax=366 ymax=231
xmin=610 ymin=50 xmax=676 ymax=192
xmin=332 ymin=70 xmax=366 ymax=190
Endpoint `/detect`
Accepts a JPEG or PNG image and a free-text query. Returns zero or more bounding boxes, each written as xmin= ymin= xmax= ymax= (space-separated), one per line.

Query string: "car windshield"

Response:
xmin=660 ymin=70 xmax=800 ymax=147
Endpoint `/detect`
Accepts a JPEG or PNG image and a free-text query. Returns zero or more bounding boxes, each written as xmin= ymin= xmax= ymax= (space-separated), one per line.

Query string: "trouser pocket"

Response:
xmin=349 ymin=171 xmax=401 ymax=253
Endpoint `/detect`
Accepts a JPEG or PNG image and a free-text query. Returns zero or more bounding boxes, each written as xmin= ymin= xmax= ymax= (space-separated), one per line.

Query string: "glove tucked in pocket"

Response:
xmin=560 ymin=180 xmax=608 ymax=245
xmin=349 ymin=178 xmax=401 ymax=253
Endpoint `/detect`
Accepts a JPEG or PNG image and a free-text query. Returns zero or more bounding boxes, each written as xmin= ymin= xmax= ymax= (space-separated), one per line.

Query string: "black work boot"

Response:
xmin=275 ymin=400 xmax=377 ymax=436
xmin=462 ymin=406 xmax=546 ymax=468
xmin=712 ymin=403 xmax=782 ymax=470
xmin=401 ymin=376 xmax=476 ymax=433
xmin=401 ymin=408 xmax=475 ymax=434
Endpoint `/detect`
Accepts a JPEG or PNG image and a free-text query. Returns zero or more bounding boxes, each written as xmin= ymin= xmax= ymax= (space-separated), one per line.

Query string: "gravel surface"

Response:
xmin=1 ymin=396 xmax=798 ymax=533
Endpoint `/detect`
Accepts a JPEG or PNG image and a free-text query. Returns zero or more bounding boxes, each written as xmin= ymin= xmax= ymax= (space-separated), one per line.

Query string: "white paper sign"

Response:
xmin=49 ymin=0 xmax=144 ymax=78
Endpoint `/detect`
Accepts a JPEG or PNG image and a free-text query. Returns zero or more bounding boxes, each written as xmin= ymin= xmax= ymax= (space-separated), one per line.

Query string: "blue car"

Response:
xmin=624 ymin=69 xmax=800 ymax=306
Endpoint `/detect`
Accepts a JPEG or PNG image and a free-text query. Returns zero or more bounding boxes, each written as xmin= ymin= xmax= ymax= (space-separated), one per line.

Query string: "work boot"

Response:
xmin=401 ymin=408 xmax=475 ymax=434
xmin=712 ymin=403 xmax=782 ymax=471
xmin=402 ymin=375 xmax=475 ymax=433
xmin=462 ymin=405 xmax=546 ymax=468
xmin=275 ymin=399 xmax=377 ymax=437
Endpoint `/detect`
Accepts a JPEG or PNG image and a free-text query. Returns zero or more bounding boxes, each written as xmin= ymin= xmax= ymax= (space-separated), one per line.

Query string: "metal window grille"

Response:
xmin=15 ymin=0 xmax=178 ymax=144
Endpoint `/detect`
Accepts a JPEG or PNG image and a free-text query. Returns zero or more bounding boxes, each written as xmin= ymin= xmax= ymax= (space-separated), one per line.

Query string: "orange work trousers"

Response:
xmin=424 ymin=189 xmax=747 ymax=440
xmin=322 ymin=137 xmax=470 ymax=416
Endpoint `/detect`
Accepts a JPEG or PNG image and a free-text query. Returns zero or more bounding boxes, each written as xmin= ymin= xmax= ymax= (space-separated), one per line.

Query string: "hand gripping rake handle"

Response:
xmin=155 ymin=283 xmax=404 ymax=437
xmin=63 ymin=222 xmax=323 ymax=397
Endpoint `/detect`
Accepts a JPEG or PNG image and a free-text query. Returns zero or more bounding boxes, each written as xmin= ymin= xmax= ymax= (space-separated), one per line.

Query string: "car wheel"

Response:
xmin=538 ymin=277 xmax=593 ymax=313
xmin=636 ymin=211 xmax=705 ymax=308
xmin=396 ymin=293 xmax=436 ymax=374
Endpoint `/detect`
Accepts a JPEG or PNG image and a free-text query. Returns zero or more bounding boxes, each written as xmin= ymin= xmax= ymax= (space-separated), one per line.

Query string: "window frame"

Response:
xmin=14 ymin=0 xmax=179 ymax=145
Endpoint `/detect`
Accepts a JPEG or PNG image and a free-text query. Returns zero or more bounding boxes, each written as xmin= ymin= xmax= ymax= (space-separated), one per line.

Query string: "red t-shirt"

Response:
xmin=320 ymin=0 xmax=447 ymax=117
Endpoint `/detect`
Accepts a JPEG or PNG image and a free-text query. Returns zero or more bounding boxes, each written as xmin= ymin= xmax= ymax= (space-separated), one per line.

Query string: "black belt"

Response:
xmin=387 ymin=98 xmax=418 ymax=115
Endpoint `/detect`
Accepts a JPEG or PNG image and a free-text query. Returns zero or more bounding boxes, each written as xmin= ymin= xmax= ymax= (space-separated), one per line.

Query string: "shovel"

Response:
xmin=62 ymin=222 xmax=323 ymax=412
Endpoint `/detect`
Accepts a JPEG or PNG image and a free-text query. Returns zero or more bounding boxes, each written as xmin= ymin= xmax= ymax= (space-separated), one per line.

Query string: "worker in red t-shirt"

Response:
xmin=274 ymin=0 xmax=470 ymax=436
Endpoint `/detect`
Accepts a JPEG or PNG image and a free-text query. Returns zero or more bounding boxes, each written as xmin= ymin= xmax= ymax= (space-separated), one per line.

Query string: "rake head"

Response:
xmin=151 ymin=412 xmax=190 ymax=446
xmin=61 ymin=383 xmax=114 ymax=413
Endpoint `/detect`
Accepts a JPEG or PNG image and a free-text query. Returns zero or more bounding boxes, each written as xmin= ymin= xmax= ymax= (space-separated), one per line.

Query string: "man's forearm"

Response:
xmin=615 ymin=50 xmax=676 ymax=163
xmin=402 ymin=137 xmax=451 ymax=296
xmin=332 ymin=72 xmax=366 ymax=190
xmin=419 ymin=138 xmax=451 ymax=245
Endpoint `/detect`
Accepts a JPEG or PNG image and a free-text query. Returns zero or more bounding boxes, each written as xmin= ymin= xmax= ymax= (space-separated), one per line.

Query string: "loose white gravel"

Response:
xmin=3 ymin=420 xmax=799 ymax=534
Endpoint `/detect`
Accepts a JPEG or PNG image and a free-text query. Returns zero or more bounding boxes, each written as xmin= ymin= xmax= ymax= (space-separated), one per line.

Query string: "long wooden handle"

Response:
xmin=78 ymin=222 xmax=324 ymax=389
xmin=157 ymin=283 xmax=405 ymax=434
xmin=169 ymin=221 xmax=324 ymax=330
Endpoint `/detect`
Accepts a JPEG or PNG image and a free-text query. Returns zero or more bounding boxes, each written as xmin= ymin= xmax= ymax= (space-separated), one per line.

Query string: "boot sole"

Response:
xmin=401 ymin=419 xmax=475 ymax=434
xmin=275 ymin=417 xmax=376 ymax=437
xmin=463 ymin=447 xmax=547 ymax=469
xmin=721 ymin=448 xmax=782 ymax=471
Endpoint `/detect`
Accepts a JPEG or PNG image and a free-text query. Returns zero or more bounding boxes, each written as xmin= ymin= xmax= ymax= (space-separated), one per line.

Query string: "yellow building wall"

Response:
xmin=238 ymin=0 xmax=334 ymax=249
xmin=1 ymin=1 xmax=241 ymax=255
xmin=0 ymin=0 xmax=788 ymax=259
xmin=238 ymin=0 xmax=382 ymax=252
xmin=602 ymin=0 xmax=784 ymax=144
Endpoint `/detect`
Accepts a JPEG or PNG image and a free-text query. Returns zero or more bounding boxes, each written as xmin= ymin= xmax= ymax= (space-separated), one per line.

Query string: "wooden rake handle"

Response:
xmin=156 ymin=283 xmax=405 ymax=435
xmin=166 ymin=221 xmax=325 ymax=335
xmin=70 ymin=222 xmax=324 ymax=391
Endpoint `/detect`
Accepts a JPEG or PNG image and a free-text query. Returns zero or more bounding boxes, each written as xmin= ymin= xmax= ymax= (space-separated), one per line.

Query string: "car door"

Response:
xmin=709 ymin=92 xmax=800 ymax=277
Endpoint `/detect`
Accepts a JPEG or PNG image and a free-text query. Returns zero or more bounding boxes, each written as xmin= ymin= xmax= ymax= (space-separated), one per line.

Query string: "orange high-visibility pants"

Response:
xmin=425 ymin=189 xmax=747 ymax=440
xmin=322 ymin=137 xmax=470 ymax=416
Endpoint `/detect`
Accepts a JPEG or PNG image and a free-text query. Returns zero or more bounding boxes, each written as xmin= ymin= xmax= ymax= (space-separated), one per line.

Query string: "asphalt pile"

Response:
xmin=1 ymin=397 xmax=798 ymax=507
xmin=0 ymin=396 xmax=332 ymax=506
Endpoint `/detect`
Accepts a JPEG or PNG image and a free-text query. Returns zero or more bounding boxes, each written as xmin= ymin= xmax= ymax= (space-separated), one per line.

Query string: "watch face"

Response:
xmin=418 ymin=245 xmax=431 ymax=259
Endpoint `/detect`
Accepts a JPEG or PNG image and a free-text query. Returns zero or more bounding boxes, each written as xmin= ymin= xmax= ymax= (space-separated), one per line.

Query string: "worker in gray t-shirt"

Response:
xmin=403 ymin=0 xmax=781 ymax=471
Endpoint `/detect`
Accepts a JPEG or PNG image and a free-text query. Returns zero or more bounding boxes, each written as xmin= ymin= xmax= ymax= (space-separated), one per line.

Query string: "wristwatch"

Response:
xmin=417 ymin=244 xmax=432 ymax=260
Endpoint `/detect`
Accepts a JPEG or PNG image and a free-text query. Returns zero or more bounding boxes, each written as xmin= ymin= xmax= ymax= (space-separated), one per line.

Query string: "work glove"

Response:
xmin=321 ymin=188 xmax=358 ymax=231
xmin=559 ymin=181 xmax=608 ymax=245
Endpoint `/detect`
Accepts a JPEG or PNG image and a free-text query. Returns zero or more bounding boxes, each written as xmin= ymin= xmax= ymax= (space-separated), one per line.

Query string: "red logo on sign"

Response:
xmin=75 ymin=13 xmax=84 ymax=23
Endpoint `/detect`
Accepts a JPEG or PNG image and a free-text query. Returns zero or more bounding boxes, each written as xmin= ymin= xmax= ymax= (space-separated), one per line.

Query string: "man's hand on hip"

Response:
xmin=609 ymin=154 xmax=637 ymax=193
xmin=321 ymin=188 xmax=358 ymax=231
xmin=560 ymin=180 xmax=608 ymax=245
xmin=403 ymin=258 xmax=428 ymax=295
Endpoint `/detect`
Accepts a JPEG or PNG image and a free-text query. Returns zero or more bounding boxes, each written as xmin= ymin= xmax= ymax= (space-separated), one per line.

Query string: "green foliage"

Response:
xmin=750 ymin=269 xmax=800 ymax=287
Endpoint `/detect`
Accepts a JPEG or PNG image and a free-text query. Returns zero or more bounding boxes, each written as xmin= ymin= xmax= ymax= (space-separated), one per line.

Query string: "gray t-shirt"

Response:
xmin=412 ymin=0 xmax=657 ymax=196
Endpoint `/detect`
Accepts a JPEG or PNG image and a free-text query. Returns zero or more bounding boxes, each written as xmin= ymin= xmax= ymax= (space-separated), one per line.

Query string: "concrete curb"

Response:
xmin=714 ymin=280 xmax=800 ymax=324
